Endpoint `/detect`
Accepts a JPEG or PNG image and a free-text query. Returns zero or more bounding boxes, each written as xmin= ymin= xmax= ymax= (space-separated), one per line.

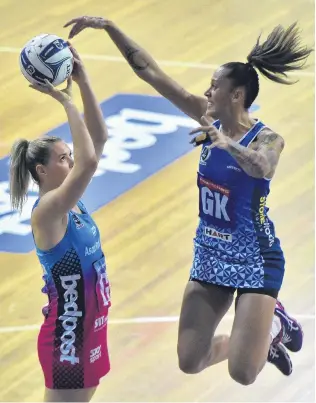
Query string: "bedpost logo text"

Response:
xmin=59 ymin=274 xmax=83 ymax=365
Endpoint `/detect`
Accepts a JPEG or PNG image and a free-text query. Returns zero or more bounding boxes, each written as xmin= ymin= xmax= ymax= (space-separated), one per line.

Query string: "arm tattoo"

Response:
xmin=125 ymin=46 xmax=149 ymax=71
xmin=257 ymin=133 xmax=280 ymax=150
xmin=226 ymin=141 xmax=269 ymax=178
xmin=226 ymin=132 xmax=283 ymax=178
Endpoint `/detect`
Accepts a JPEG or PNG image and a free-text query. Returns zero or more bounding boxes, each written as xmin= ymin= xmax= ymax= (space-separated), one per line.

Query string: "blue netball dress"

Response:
xmin=190 ymin=120 xmax=285 ymax=291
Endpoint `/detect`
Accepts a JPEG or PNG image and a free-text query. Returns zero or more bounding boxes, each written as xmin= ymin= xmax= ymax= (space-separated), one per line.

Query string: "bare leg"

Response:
xmin=44 ymin=386 xmax=97 ymax=402
xmin=177 ymin=281 xmax=234 ymax=374
xmin=228 ymin=293 xmax=276 ymax=385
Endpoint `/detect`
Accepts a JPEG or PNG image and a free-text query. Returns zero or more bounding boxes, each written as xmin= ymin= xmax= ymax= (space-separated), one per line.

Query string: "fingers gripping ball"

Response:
xmin=20 ymin=34 xmax=74 ymax=86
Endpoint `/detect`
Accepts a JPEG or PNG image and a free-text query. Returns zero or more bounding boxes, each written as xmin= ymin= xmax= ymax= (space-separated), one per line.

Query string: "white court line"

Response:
xmin=0 ymin=314 xmax=314 ymax=334
xmin=0 ymin=46 xmax=314 ymax=77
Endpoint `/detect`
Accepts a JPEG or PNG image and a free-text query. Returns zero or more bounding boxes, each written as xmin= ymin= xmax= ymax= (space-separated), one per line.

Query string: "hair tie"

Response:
xmin=245 ymin=61 xmax=256 ymax=71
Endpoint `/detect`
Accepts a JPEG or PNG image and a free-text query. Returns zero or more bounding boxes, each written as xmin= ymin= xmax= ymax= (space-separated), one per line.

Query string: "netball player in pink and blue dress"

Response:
xmin=10 ymin=46 xmax=110 ymax=402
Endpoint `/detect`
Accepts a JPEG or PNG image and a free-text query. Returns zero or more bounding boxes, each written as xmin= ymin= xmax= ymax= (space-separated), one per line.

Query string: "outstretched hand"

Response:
xmin=189 ymin=116 xmax=229 ymax=150
xmin=189 ymin=116 xmax=251 ymax=150
xmin=64 ymin=16 xmax=108 ymax=39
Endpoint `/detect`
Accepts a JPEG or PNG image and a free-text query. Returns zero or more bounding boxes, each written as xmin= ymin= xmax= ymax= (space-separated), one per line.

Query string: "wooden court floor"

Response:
xmin=0 ymin=0 xmax=314 ymax=401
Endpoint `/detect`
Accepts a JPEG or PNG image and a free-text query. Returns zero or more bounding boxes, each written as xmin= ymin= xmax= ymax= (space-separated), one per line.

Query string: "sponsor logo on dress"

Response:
xmin=227 ymin=165 xmax=241 ymax=172
xmin=200 ymin=146 xmax=211 ymax=165
xmin=204 ymin=227 xmax=232 ymax=242
xmin=85 ymin=240 xmax=101 ymax=256
xmin=257 ymin=196 xmax=274 ymax=247
xmin=95 ymin=315 xmax=108 ymax=331
xmin=59 ymin=274 xmax=83 ymax=365
xmin=72 ymin=214 xmax=84 ymax=229
xmin=91 ymin=226 xmax=97 ymax=237
xmin=90 ymin=345 xmax=102 ymax=363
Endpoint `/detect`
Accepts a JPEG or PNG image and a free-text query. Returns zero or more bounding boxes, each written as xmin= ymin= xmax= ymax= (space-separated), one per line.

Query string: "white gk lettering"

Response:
xmin=59 ymin=274 xmax=83 ymax=365
xmin=201 ymin=187 xmax=230 ymax=221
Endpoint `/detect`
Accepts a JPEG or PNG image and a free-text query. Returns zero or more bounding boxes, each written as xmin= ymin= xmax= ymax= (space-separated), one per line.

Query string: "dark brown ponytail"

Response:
xmin=247 ymin=22 xmax=313 ymax=85
xmin=223 ymin=23 xmax=313 ymax=108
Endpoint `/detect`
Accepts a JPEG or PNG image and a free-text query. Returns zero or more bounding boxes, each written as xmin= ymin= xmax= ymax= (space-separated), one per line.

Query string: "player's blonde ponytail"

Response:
xmin=9 ymin=136 xmax=62 ymax=212
xmin=10 ymin=139 xmax=31 ymax=212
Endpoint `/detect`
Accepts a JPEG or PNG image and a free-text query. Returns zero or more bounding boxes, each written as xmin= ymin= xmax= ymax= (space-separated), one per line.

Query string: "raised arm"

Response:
xmin=64 ymin=16 xmax=207 ymax=123
xmin=31 ymin=79 xmax=98 ymax=225
xmin=69 ymin=45 xmax=108 ymax=161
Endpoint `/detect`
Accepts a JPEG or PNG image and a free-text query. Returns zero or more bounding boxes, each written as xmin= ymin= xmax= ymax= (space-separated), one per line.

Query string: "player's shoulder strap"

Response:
xmin=239 ymin=121 xmax=266 ymax=147
xmin=77 ymin=199 xmax=89 ymax=214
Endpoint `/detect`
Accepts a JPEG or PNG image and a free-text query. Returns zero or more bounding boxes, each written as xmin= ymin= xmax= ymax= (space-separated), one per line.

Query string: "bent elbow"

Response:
xmin=85 ymin=156 xmax=98 ymax=173
xmin=100 ymin=128 xmax=109 ymax=144
xmin=99 ymin=133 xmax=108 ymax=147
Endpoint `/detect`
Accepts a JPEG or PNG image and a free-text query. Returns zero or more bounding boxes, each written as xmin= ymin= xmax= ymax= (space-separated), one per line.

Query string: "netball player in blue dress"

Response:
xmin=65 ymin=18 xmax=312 ymax=383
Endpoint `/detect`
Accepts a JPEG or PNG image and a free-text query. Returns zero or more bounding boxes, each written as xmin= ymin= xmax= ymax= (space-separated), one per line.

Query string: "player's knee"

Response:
xmin=228 ymin=361 xmax=257 ymax=385
xmin=177 ymin=348 xmax=202 ymax=374
xmin=178 ymin=356 xmax=200 ymax=374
